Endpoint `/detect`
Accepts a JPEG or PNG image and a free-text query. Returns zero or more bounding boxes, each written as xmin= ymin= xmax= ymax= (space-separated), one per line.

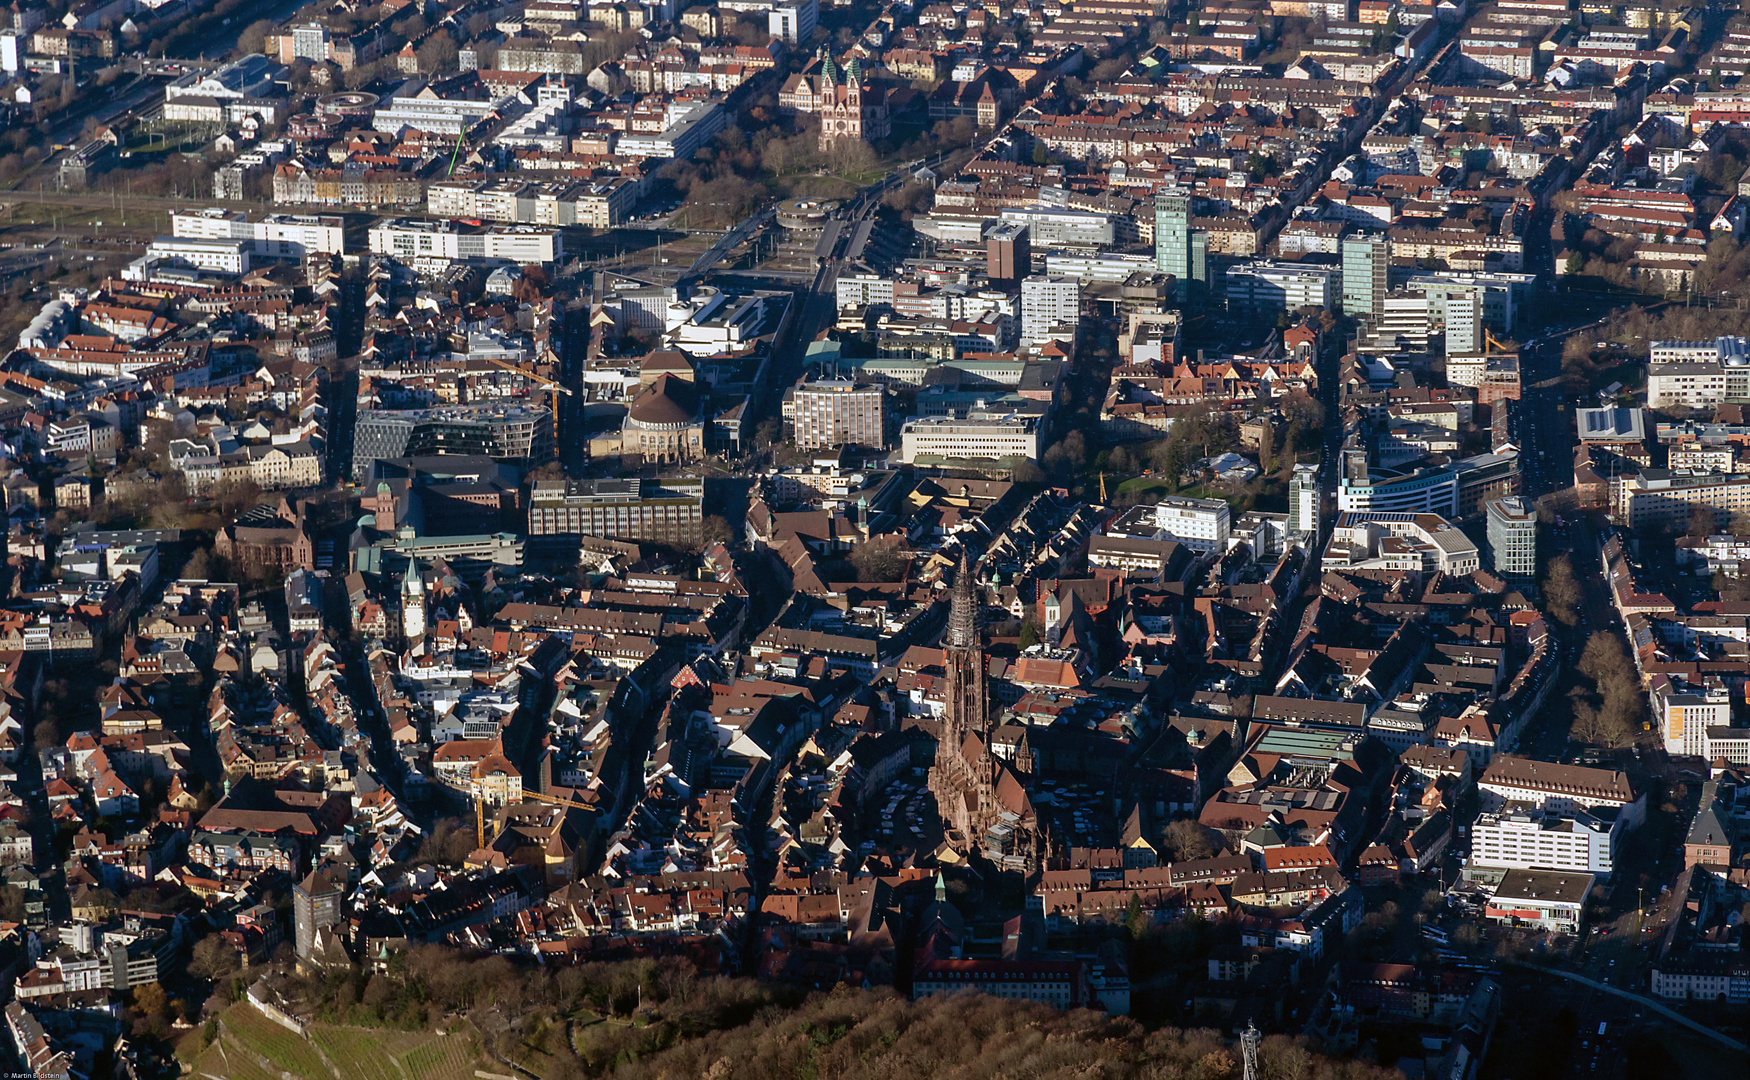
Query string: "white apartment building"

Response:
xmin=1677 ymin=533 xmax=1750 ymax=577
xmin=900 ymin=414 xmax=1040 ymax=463
xmin=1469 ymin=808 xmax=1621 ymax=875
xmin=1650 ymin=678 xmax=1731 ymax=758
xmin=1289 ymin=464 xmax=1320 ymax=537
xmin=1617 ymin=471 xmax=1750 ymax=532
xmin=1445 ymin=291 xmax=1482 ymax=355
xmin=1646 ymin=361 xmax=1732 ymax=408
xmin=1149 ymin=496 xmax=1231 ymax=554
xmin=1020 ymin=275 xmax=1080 ymax=344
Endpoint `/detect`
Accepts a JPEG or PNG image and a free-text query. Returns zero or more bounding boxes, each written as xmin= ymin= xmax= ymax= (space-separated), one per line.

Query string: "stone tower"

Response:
xmin=929 ymin=548 xmax=988 ymax=847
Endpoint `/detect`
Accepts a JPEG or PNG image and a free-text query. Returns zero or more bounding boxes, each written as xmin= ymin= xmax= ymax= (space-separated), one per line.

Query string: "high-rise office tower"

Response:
xmin=1289 ymin=464 xmax=1320 ymax=538
xmin=1485 ymin=496 xmax=1536 ymax=577
xmin=986 ymin=222 xmax=1030 ymax=284
xmin=1155 ymin=194 xmax=1189 ymax=280
xmin=1445 ymin=290 xmax=1483 ymax=355
xmin=1342 ymin=235 xmax=1390 ymax=323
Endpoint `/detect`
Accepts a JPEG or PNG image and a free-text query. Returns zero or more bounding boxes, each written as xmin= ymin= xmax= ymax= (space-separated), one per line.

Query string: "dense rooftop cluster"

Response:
xmin=3 ymin=0 xmax=1750 ymax=1076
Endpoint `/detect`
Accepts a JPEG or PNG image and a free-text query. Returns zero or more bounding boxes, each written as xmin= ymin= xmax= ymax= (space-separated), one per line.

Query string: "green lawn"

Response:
xmin=1113 ymin=476 xmax=1174 ymax=499
xmin=1111 ymin=478 xmax=1248 ymax=512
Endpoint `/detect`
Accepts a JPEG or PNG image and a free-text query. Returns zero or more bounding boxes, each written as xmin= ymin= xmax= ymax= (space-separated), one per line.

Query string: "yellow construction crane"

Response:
xmin=477 ymin=353 xmax=574 ymax=450
xmin=1484 ymin=329 xmax=1509 ymax=355
xmin=474 ymin=787 xmax=588 ymax=849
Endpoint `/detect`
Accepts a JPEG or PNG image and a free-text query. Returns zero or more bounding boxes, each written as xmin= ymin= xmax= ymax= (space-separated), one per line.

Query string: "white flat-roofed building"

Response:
xmin=1617 ymin=470 xmax=1750 ymax=532
xmin=1148 ymin=495 xmax=1231 ymax=554
xmin=1647 ymin=361 xmax=1730 ymax=408
xmin=769 ymin=0 xmax=817 ymax=43
xmin=1646 ymin=339 xmax=1750 ymax=407
xmin=373 ymin=94 xmax=502 ymax=137
xmin=1470 ymin=808 xmax=1621 ymax=875
xmin=1020 ymin=275 xmax=1080 ymax=344
xmin=837 ymin=274 xmax=895 ymax=308
xmin=132 ymin=236 xmax=251 ymax=276
xmin=1339 ymin=463 xmax=1459 ymax=516
xmin=1224 ymin=261 xmax=1339 ymax=314
xmin=1485 ymin=496 xmax=1536 ymax=577
xmin=1043 ymin=252 xmax=1156 ymax=283
xmin=788 ymin=378 xmax=885 ymax=450
xmin=1651 ymin=678 xmax=1731 ymax=758
xmin=615 ymin=101 xmax=727 ymax=159
xmin=171 ymin=208 xmax=346 ymax=257
xmin=1485 ymin=868 xmax=1594 ymax=932
xmin=997 ymin=206 xmax=1115 ymax=248
xmin=1325 ymin=510 xmax=1480 ymax=575
xmin=1649 ymin=337 xmax=1750 ymax=364
xmin=900 ymin=414 xmax=1040 ymax=462
xmin=368 ymin=218 xmax=561 ymax=264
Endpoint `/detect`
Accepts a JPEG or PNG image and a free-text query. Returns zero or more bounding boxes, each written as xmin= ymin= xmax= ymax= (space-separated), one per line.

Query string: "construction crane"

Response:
xmin=1484 ymin=329 xmax=1510 ymax=354
xmin=476 ymin=353 xmax=573 ymax=450
xmin=446 ymin=129 xmax=468 ymax=178
xmin=474 ymin=787 xmax=590 ymax=849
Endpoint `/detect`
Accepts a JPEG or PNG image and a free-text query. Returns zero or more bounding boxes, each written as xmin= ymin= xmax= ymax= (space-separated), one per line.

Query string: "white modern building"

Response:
xmin=1338 ymin=464 xmax=1460 ymax=516
xmin=787 ymin=378 xmax=885 ymax=450
xmin=1148 ymin=496 xmax=1231 ymax=554
xmin=1019 ymin=275 xmax=1080 ymax=344
xmin=124 ymin=237 xmax=252 ymax=280
xmin=1649 ymin=337 xmax=1750 ymax=364
xmin=1646 ymin=339 xmax=1750 ymax=407
xmin=769 ymin=0 xmax=817 ymax=43
xmin=368 ymin=219 xmax=562 ymax=264
xmin=615 ymin=101 xmax=728 ymax=159
xmin=1650 ymin=678 xmax=1731 ymax=758
xmin=1445 ymin=290 xmax=1482 ymax=355
xmin=1224 ymin=261 xmax=1339 ymax=314
xmin=1470 ymin=808 xmax=1622 ymax=875
xmin=171 ymin=209 xmax=346 ymax=257
xmin=1289 ymin=464 xmax=1320 ymax=538
xmin=1485 ymin=496 xmax=1536 ymax=577
xmin=1324 ymin=511 xmax=1480 ymax=575
xmin=998 ymin=206 xmax=1116 ymax=248
xmin=899 ymin=414 xmax=1041 ymax=462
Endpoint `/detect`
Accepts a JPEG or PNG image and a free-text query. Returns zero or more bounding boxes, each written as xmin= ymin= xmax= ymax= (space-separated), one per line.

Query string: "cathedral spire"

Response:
xmin=946 ymin=547 xmax=979 ymax=651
